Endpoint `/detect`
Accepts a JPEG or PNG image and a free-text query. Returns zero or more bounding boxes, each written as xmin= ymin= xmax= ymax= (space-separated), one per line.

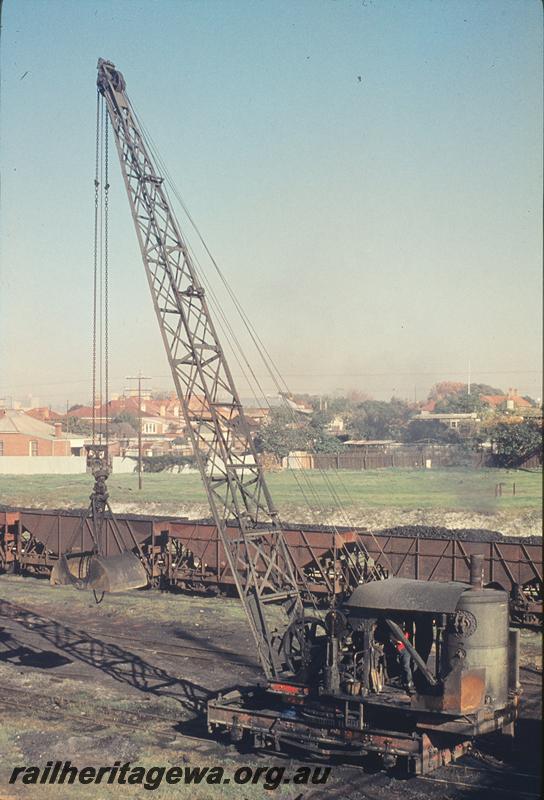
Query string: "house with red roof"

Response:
xmin=481 ymin=388 xmax=532 ymax=413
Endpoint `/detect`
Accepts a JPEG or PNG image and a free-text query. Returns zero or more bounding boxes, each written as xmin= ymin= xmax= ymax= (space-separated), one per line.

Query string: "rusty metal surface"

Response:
xmin=207 ymin=691 xmax=477 ymax=775
xmin=1 ymin=506 xmax=542 ymax=626
xmin=86 ymin=551 xmax=149 ymax=592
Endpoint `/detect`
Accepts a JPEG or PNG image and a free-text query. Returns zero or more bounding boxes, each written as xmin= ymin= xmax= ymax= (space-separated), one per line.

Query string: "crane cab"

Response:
xmin=208 ymin=558 xmax=521 ymax=775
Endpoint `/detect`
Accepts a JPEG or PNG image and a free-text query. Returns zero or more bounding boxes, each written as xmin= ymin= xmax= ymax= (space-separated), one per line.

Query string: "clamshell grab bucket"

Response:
xmin=51 ymin=551 xmax=148 ymax=593
xmin=86 ymin=552 xmax=148 ymax=593
xmin=50 ymin=554 xmax=90 ymax=587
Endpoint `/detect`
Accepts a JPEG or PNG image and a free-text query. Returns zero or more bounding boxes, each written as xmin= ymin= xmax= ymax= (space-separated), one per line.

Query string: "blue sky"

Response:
xmin=0 ymin=0 xmax=542 ymax=407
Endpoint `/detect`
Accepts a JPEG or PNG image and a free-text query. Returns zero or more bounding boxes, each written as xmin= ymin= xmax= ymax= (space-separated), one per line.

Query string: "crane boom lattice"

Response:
xmin=97 ymin=58 xmax=302 ymax=678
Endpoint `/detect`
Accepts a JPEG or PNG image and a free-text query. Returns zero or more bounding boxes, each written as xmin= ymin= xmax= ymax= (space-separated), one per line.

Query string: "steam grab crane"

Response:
xmin=89 ymin=59 xmax=521 ymax=774
xmin=96 ymin=58 xmax=303 ymax=679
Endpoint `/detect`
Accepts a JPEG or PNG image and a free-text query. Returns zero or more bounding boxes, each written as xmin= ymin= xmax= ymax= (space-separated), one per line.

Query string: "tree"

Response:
xmin=309 ymin=429 xmax=345 ymax=453
xmin=428 ymin=382 xmax=504 ymax=411
xmin=487 ymin=419 xmax=542 ymax=468
xmin=254 ymin=408 xmax=309 ymax=459
xmin=326 ymin=396 xmax=351 ymax=414
xmin=403 ymin=419 xmax=462 ymax=444
xmin=112 ymin=410 xmax=139 ymax=428
xmin=470 ymin=383 xmax=505 ymax=397
xmin=346 ymin=399 xmax=412 ymax=441
xmin=254 ymin=407 xmax=345 ymax=458
xmin=434 ymin=393 xmax=483 ymax=414
xmin=308 ymin=409 xmax=334 ymax=430
xmin=64 ymin=416 xmax=93 ymax=435
xmin=346 ymin=390 xmax=373 ymax=404
xmin=428 ymin=382 xmax=465 ymax=401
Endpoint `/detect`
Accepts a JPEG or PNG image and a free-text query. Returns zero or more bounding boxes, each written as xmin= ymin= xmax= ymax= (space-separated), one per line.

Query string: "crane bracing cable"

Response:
xmin=131 ymin=81 xmax=392 ymax=590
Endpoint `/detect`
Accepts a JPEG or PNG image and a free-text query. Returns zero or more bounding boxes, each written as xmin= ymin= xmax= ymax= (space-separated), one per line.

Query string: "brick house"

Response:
xmin=69 ymin=396 xmax=183 ymax=436
xmin=0 ymin=410 xmax=71 ymax=456
xmin=480 ymin=388 xmax=533 ymax=413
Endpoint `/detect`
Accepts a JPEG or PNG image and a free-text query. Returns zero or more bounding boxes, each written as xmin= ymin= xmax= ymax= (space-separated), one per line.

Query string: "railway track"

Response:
xmin=74 ymin=627 xmax=256 ymax=667
xmin=1 ymin=637 xmax=540 ymax=798
xmin=0 ymin=612 xmax=255 ymax=669
xmin=1 ymin=581 xmax=541 ymax=798
xmin=5 ymin=682 xmax=539 ymax=798
xmin=0 ymin=686 xmax=182 ymax=740
xmin=419 ymin=765 xmax=541 ymax=799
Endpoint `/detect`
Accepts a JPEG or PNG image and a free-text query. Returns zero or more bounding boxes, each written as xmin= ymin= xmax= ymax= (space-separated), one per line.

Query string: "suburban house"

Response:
xmin=410 ymin=410 xmax=480 ymax=431
xmin=243 ymin=407 xmax=271 ymax=429
xmin=25 ymin=407 xmax=63 ymax=422
xmin=480 ymin=389 xmax=533 ymax=413
xmin=68 ymin=396 xmax=184 ymax=437
xmin=0 ymin=410 xmax=71 ymax=456
xmin=326 ymin=415 xmax=345 ymax=435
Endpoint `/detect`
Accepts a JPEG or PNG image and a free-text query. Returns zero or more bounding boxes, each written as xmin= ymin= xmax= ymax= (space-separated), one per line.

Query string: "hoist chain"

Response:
xmin=91 ymin=91 xmax=110 ymax=450
xmin=92 ymin=91 xmax=101 ymax=445
xmin=104 ymin=104 xmax=110 ymax=447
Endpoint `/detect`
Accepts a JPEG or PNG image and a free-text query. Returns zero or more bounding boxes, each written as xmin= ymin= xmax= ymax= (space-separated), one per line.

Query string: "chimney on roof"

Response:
xmin=54 ymin=423 xmax=62 ymax=438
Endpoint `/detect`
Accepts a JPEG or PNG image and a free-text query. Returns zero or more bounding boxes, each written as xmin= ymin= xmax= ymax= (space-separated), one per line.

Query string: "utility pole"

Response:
xmin=126 ymin=373 xmax=150 ymax=490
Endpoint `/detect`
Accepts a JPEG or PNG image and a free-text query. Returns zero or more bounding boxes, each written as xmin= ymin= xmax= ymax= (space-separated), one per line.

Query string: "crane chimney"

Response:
xmin=469 ymin=554 xmax=484 ymax=590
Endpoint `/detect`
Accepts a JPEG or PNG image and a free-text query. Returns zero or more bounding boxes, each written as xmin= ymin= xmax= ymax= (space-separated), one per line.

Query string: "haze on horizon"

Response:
xmin=0 ymin=1 xmax=542 ymax=410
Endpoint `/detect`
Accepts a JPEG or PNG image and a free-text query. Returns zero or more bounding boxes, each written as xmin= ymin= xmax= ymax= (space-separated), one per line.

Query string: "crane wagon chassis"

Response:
xmin=0 ymin=506 xmax=541 ymax=628
xmin=207 ymin=687 xmax=517 ymax=775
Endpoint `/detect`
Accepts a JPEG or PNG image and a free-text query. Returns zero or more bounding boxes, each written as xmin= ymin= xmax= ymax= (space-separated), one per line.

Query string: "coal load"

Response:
xmin=373 ymin=524 xmax=542 ymax=546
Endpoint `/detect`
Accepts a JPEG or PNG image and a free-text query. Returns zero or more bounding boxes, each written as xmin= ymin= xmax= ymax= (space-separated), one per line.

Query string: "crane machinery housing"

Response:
xmin=55 ymin=58 xmax=522 ymax=775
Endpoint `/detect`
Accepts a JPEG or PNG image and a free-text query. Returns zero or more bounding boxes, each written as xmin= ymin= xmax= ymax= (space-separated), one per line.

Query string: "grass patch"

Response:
xmin=0 ymin=468 xmax=541 ymax=515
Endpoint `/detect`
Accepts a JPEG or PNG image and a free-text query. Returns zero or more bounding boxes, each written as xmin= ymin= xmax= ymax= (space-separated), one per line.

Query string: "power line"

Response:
xmin=2 ymin=368 xmax=541 ymax=393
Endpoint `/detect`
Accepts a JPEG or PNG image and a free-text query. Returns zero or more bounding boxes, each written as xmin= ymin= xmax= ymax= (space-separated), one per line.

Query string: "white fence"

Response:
xmin=0 ymin=456 xmax=136 ymax=475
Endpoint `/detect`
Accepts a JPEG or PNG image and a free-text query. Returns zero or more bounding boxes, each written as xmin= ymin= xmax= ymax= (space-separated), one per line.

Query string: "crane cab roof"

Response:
xmin=344 ymin=577 xmax=504 ymax=615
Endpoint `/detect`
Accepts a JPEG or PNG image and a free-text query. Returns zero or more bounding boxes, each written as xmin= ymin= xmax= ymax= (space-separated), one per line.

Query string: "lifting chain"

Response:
xmin=91 ymin=92 xmax=110 ymax=454
xmin=92 ymin=91 xmax=100 ymax=445
xmin=104 ymin=102 xmax=110 ymax=448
